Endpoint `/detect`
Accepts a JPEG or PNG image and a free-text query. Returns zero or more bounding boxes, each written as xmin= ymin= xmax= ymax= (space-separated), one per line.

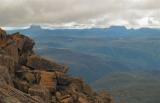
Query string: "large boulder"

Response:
xmin=13 ymin=79 xmax=30 ymax=93
xmin=27 ymin=55 xmax=68 ymax=73
xmin=9 ymin=33 xmax=35 ymax=53
xmin=56 ymin=92 xmax=74 ymax=103
xmin=3 ymin=42 xmax=19 ymax=63
xmin=0 ymin=54 xmax=17 ymax=81
xmin=9 ymin=33 xmax=35 ymax=64
xmin=40 ymin=71 xmax=57 ymax=92
xmin=0 ymin=66 xmax=14 ymax=86
xmin=55 ymin=71 xmax=70 ymax=86
xmin=28 ymin=85 xmax=51 ymax=103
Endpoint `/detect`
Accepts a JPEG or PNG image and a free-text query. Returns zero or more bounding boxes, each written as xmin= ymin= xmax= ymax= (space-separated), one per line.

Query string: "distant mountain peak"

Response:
xmin=29 ymin=25 xmax=42 ymax=30
xmin=109 ymin=26 xmax=127 ymax=30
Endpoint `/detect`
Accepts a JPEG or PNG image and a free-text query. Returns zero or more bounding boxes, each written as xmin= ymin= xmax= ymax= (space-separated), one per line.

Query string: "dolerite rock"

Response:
xmin=27 ymin=55 xmax=68 ymax=73
xmin=0 ymin=28 xmax=114 ymax=103
xmin=40 ymin=71 xmax=57 ymax=92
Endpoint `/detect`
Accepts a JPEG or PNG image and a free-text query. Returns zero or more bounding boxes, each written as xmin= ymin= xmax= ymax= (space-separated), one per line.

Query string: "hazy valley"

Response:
xmin=7 ymin=25 xmax=160 ymax=103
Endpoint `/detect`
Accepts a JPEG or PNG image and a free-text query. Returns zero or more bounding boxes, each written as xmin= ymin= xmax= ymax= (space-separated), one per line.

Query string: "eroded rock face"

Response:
xmin=0 ymin=28 xmax=7 ymax=41
xmin=0 ymin=28 xmax=114 ymax=103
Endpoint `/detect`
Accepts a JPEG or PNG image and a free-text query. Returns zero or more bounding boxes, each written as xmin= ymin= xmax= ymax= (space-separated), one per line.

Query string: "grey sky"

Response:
xmin=1 ymin=0 xmax=160 ymax=28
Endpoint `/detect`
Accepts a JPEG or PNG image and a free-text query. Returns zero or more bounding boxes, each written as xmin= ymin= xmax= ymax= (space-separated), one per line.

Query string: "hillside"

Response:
xmin=0 ymin=28 xmax=114 ymax=103
xmin=93 ymin=71 xmax=160 ymax=103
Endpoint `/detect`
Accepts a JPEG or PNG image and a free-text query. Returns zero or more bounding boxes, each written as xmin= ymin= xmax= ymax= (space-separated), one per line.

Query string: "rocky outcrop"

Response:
xmin=0 ymin=28 xmax=114 ymax=103
xmin=0 ymin=28 xmax=7 ymax=41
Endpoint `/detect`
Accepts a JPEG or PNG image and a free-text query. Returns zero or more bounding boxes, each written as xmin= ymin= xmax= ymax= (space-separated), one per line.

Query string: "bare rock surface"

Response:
xmin=0 ymin=28 xmax=114 ymax=103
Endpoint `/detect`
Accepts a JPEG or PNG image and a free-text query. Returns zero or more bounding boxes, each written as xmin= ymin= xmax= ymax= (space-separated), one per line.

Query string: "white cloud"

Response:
xmin=0 ymin=0 xmax=160 ymax=28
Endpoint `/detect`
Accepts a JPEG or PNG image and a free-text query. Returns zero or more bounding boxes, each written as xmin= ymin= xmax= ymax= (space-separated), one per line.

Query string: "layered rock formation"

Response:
xmin=0 ymin=28 xmax=114 ymax=103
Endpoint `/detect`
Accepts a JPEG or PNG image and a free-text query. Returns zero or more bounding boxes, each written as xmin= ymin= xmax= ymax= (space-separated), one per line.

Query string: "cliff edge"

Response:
xmin=0 ymin=28 xmax=114 ymax=103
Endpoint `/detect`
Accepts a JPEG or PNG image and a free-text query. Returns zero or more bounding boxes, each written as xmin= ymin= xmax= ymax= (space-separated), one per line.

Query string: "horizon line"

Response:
xmin=2 ymin=25 xmax=160 ymax=30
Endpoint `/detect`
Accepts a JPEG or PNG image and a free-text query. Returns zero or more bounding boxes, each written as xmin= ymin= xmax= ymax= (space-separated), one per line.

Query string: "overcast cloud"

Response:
xmin=0 ymin=0 xmax=160 ymax=28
